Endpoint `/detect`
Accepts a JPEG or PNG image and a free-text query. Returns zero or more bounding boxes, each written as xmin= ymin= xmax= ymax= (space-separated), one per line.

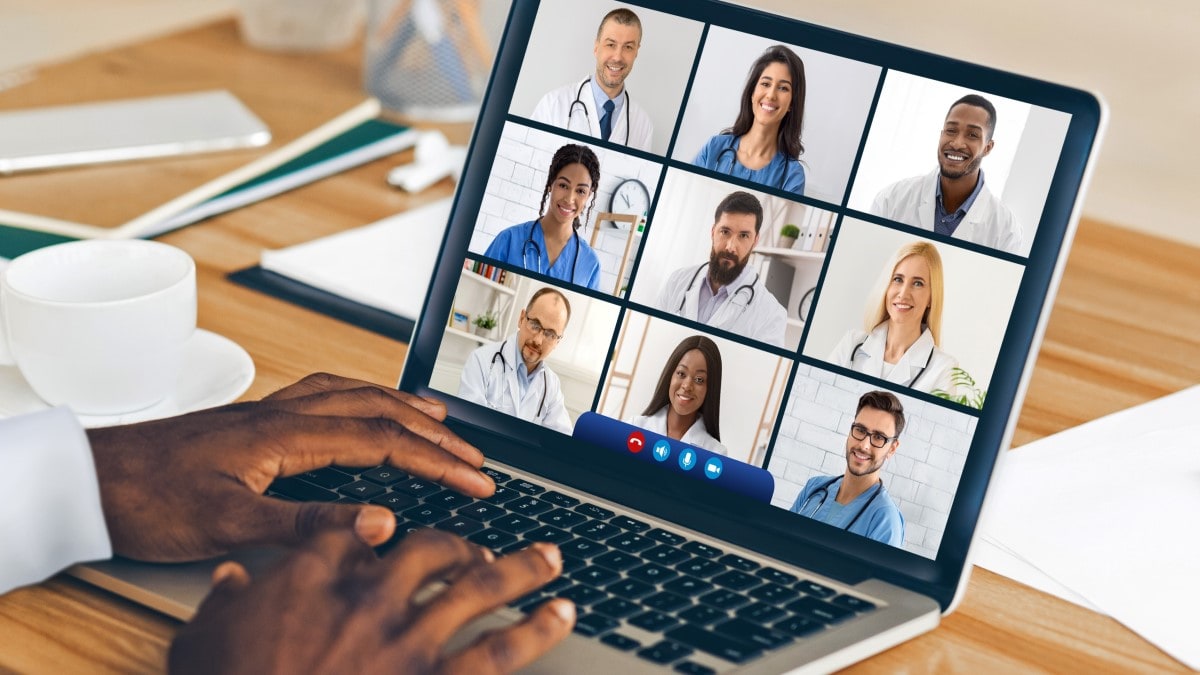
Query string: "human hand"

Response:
xmin=87 ymin=372 xmax=493 ymax=561
xmin=169 ymin=530 xmax=574 ymax=675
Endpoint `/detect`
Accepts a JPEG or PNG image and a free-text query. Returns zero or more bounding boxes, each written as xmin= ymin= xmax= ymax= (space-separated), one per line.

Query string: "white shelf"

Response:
xmin=755 ymin=246 xmax=826 ymax=260
xmin=444 ymin=326 xmax=497 ymax=344
xmin=460 ymin=268 xmax=516 ymax=295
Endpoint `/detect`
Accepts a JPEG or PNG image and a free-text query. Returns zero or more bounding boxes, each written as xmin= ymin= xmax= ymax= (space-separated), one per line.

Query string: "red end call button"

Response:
xmin=626 ymin=431 xmax=646 ymax=453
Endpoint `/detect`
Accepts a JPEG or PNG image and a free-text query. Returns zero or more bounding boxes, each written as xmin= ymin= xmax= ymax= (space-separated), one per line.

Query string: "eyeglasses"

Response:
xmin=524 ymin=316 xmax=563 ymax=342
xmin=849 ymin=423 xmax=896 ymax=448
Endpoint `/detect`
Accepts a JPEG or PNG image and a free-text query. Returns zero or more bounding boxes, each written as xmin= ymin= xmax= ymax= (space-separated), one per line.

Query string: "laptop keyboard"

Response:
xmin=269 ymin=465 xmax=879 ymax=672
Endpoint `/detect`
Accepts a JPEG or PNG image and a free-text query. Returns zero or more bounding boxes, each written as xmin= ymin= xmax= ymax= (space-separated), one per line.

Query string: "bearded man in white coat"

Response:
xmin=531 ymin=8 xmax=654 ymax=151
xmin=870 ymin=94 xmax=1025 ymax=256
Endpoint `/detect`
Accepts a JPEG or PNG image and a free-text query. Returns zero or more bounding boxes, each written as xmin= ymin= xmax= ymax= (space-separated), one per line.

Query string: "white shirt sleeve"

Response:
xmin=0 ymin=407 xmax=112 ymax=595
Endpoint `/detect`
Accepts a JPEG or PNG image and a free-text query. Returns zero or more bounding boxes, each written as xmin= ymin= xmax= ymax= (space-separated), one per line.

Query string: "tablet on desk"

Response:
xmin=0 ymin=90 xmax=270 ymax=174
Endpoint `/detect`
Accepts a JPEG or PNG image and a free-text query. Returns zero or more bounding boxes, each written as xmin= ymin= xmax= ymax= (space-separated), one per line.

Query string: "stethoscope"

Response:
xmin=850 ymin=339 xmax=933 ymax=388
xmin=522 ymin=222 xmax=580 ymax=282
xmin=489 ymin=340 xmax=548 ymax=419
xmin=713 ymin=139 xmax=791 ymax=190
xmin=679 ymin=262 xmax=757 ymax=311
xmin=568 ymin=78 xmax=632 ymax=145
xmin=798 ymin=476 xmax=884 ymax=532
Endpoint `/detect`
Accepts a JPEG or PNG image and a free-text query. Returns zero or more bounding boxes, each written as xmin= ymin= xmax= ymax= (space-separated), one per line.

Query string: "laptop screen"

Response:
xmin=401 ymin=0 xmax=1101 ymax=602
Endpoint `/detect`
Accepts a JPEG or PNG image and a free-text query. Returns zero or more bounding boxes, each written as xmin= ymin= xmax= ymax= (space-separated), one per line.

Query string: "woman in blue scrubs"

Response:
xmin=484 ymin=144 xmax=603 ymax=290
xmin=693 ymin=45 xmax=807 ymax=196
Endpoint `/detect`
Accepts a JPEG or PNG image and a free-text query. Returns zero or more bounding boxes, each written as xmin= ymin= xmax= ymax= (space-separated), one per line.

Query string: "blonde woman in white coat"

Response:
xmin=828 ymin=241 xmax=958 ymax=395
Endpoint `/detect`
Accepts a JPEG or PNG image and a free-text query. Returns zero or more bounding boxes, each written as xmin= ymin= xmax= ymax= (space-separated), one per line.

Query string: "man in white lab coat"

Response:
xmin=870 ymin=94 xmax=1025 ymax=255
xmin=459 ymin=288 xmax=574 ymax=434
xmin=655 ymin=191 xmax=788 ymax=347
xmin=530 ymin=8 xmax=654 ymax=151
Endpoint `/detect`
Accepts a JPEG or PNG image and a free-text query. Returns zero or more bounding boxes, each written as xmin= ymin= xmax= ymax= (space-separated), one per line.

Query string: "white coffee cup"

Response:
xmin=0 ymin=240 xmax=196 ymax=415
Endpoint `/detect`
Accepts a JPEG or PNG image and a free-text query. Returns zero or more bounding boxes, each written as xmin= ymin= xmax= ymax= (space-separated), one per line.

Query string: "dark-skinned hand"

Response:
xmin=87 ymin=372 xmax=494 ymax=561
xmin=169 ymin=530 xmax=575 ymax=675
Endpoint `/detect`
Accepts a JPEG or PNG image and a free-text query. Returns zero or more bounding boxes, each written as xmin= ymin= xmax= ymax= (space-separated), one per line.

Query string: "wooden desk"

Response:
xmin=0 ymin=20 xmax=1195 ymax=674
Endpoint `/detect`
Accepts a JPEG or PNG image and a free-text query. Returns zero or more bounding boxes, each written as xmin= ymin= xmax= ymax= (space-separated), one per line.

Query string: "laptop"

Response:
xmin=73 ymin=0 xmax=1104 ymax=671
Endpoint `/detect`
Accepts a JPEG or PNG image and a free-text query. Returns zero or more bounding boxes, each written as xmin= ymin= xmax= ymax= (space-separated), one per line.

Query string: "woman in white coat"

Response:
xmin=628 ymin=335 xmax=728 ymax=456
xmin=828 ymin=241 xmax=958 ymax=395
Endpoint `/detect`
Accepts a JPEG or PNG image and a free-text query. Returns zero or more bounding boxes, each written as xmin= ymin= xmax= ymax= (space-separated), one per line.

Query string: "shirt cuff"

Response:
xmin=0 ymin=407 xmax=112 ymax=594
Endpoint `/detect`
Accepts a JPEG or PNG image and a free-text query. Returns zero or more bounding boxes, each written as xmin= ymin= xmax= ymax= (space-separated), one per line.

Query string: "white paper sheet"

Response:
xmin=977 ymin=386 xmax=1200 ymax=669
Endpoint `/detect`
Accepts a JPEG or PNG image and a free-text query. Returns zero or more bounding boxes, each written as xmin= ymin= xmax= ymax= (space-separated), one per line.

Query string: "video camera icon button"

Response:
xmin=703 ymin=457 xmax=724 ymax=480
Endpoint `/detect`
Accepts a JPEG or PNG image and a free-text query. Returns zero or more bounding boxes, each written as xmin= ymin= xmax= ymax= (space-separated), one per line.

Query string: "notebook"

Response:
xmin=73 ymin=0 xmax=1104 ymax=671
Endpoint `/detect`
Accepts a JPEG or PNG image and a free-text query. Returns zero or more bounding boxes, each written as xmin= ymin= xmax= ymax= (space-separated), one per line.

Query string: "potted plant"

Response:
xmin=471 ymin=311 xmax=499 ymax=339
xmin=779 ymin=224 xmax=800 ymax=249
xmin=933 ymin=367 xmax=988 ymax=410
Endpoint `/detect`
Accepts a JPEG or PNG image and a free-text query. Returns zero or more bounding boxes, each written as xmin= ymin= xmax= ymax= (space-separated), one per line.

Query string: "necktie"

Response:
xmin=600 ymin=99 xmax=615 ymax=141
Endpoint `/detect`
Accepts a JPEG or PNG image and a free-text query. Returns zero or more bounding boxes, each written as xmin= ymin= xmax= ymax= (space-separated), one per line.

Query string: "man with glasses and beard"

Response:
xmin=459 ymin=288 xmax=574 ymax=434
xmin=870 ymin=94 xmax=1024 ymax=255
xmin=654 ymin=191 xmax=788 ymax=347
xmin=790 ymin=390 xmax=906 ymax=547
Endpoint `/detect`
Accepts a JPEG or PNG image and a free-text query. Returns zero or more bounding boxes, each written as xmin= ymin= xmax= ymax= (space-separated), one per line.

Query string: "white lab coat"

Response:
xmin=655 ymin=262 xmax=788 ymax=347
xmin=458 ymin=335 xmax=573 ymax=435
xmin=629 ymin=407 xmax=728 ymax=456
xmin=870 ymin=169 xmax=1025 ymax=256
xmin=530 ymin=78 xmax=654 ymax=152
xmin=0 ymin=408 xmax=112 ymax=594
xmin=829 ymin=322 xmax=958 ymax=395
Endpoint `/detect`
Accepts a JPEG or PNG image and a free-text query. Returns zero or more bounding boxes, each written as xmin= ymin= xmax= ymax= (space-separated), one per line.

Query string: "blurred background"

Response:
xmin=3 ymin=0 xmax=1196 ymax=247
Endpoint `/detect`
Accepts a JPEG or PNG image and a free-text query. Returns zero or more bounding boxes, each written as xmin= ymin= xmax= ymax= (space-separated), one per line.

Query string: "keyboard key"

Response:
xmin=593 ymin=551 xmax=642 ymax=572
xmin=600 ymin=632 xmax=641 ymax=652
xmin=646 ymin=529 xmax=686 ymax=546
xmin=508 ymin=495 xmax=553 ymax=516
xmin=468 ymin=528 xmax=516 ymax=549
xmin=559 ymin=584 xmax=607 ymax=607
xmin=499 ymin=541 xmax=530 ymax=555
xmin=540 ymin=491 xmax=580 ymax=508
xmin=712 ymin=570 xmax=762 ymax=592
xmin=538 ymin=508 xmax=589 ymax=529
xmin=559 ymin=538 xmax=606 ymax=559
xmin=492 ymin=513 xmax=539 ymax=534
xmin=642 ymin=545 xmax=691 ymax=566
xmin=637 ymin=640 xmax=692 ymax=665
xmin=676 ymin=558 xmax=726 ymax=578
xmin=592 ymin=597 xmax=641 ymax=620
xmin=523 ymin=525 xmax=572 ymax=544
xmin=571 ymin=565 xmax=619 ymax=587
xmin=774 ymin=615 xmax=824 ymax=638
xmin=718 ymin=554 xmax=760 ymax=572
xmin=481 ymin=467 xmax=511 ymax=483
xmin=482 ymin=486 xmax=521 ymax=505
xmin=359 ymin=466 xmax=406 ymax=486
xmin=831 ymin=594 xmax=877 ymax=613
xmin=435 ymin=515 xmax=485 ymax=536
xmin=459 ymin=502 xmax=507 ymax=521
xmin=606 ymin=577 xmax=656 ymax=600
xmin=678 ymin=604 xmax=726 ymax=626
xmin=561 ymin=556 xmax=586 ymax=574
xmin=795 ymin=580 xmax=836 ymax=599
xmin=507 ymin=479 xmax=546 ymax=495
xmin=297 ymin=467 xmax=354 ymax=489
xmin=574 ymin=503 xmax=615 ymax=520
xmin=611 ymin=515 xmax=650 ymax=532
xmin=269 ymin=477 xmax=337 ymax=502
xmin=609 ymin=532 xmax=655 ymax=553
xmin=629 ymin=611 xmax=680 ymax=633
xmin=401 ymin=504 xmax=451 ymax=525
xmin=574 ymin=613 xmax=618 ymax=637
xmin=749 ymin=582 xmax=800 ymax=604
xmin=572 ymin=520 xmax=621 ymax=541
xmin=786 ymin=596 xmax=855 ymax=624
xmin=370 ymin=492 xmax=418 ymax=512
xmin=698 ymin=589 xmax=751 ymax=610
xmin=642 ymin=591 xmax=690 ymax=613
xmin=663 ymin=577 xmax=714 ymax=597
xmin=713 ymin=618 xmax=792 ymax=650
xmin=542 ymin=576 xmax=573 ymax=594
xmin=337 ymin=481 xmax=386 ymax=501
xmin=664 ymin=625 xmax=762 ymax=664
xmin=334 ymin=497 xmax=362 ymax=504
xmin=628 ymin=563 xmax=678 ymax=584
xmin=756 ymin=567 xmax=798 ymax=586
xmin=736 ymin=602 xmax=787 ymax=624
xmin=674 ymin=661 xmax=716 ymax=675
xmin=394 ymin=478 xmax=442 ymax=498
xmin=681 ymin=541 xmax=723 ymax=559
xmin=427 ymin=490 xmax=474 ymax=510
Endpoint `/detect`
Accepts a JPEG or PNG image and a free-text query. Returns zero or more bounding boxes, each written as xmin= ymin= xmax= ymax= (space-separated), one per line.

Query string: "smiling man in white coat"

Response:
xmin=530 ymin=8 xmax=653 ymax=151
xmin=655 ymin=191 xmax=788 ymax=347
xmin=870 ymin=94 xmax=1025 ymax=256
xmin=458 ymin=288 xmax=574 ymax=434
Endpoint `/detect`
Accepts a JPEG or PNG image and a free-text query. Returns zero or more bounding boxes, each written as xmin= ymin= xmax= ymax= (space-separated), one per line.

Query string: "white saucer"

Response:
xmin=0 ymin=329 xmax=255 ymax=428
